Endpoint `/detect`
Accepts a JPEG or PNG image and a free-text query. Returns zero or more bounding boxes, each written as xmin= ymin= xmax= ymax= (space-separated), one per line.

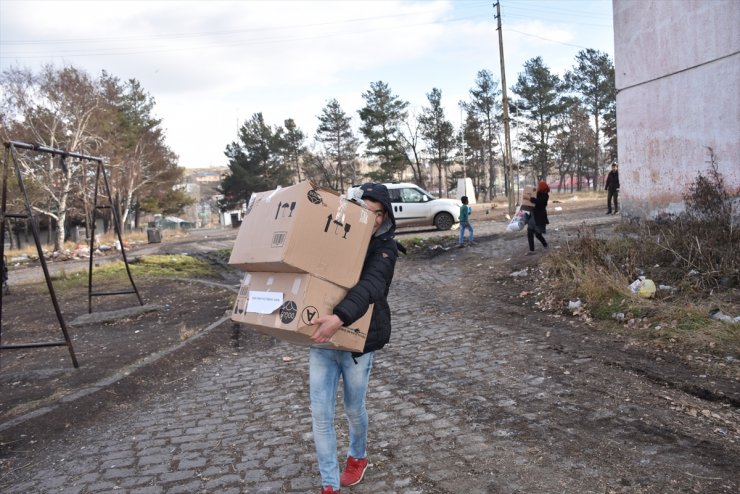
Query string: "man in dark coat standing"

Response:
xmin=605 ymin=162 xmax=620 ymax=214
xmin=309 ymin=183 xmax=399 ymax=494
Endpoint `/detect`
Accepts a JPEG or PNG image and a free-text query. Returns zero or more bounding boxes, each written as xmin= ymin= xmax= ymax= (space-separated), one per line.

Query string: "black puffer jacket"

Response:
xmin=333 ymin=184 xmax=398 ymax=356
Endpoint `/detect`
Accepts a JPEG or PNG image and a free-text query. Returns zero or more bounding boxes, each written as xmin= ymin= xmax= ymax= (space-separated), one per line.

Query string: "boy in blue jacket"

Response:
xmin=458 ymin=195 xmax=474 ymax=246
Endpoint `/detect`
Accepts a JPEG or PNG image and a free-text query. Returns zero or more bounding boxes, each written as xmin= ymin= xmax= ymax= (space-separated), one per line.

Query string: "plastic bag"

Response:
xmin=638 ymin=279 xmax=656 ymax=298
xmin=630 ymin=276 xmax=656 ymax=298
xmin=506 ymin=210 xmax=529 ymax=232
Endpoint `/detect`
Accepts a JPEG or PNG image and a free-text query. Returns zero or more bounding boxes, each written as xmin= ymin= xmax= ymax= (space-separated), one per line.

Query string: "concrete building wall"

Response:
xmin=613 ymin=0 xmax=740 ymax=218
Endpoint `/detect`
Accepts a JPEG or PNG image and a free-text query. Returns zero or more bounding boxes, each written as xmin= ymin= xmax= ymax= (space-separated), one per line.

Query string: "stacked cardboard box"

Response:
xmin=228 ymin=182 xmax=375 ymax=352
xmin=520 ymin=185 xmax=537 ymax=212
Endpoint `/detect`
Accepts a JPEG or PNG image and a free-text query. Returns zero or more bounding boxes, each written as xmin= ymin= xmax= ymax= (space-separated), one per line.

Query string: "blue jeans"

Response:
xmin=459 ymin=221 xmax=474 ymax=244
xmin=310 ymin=347 xmax=375 ymax=489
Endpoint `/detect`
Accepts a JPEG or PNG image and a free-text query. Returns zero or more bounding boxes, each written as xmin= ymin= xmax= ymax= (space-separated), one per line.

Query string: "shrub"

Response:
xmin=542 ymin=151 xmax=738 ymax=353
xmin=639 ymin=151 xmax=739 ymax=290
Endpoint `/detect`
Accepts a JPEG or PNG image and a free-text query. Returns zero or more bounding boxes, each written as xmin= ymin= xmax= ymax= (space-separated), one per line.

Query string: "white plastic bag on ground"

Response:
xmin=709 ymin=309 xmax=738 ymax=324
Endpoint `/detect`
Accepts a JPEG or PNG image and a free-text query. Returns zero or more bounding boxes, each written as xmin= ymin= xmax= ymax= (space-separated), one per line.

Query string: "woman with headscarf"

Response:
xmin=526 ymin=180 xmax=550 ymax=254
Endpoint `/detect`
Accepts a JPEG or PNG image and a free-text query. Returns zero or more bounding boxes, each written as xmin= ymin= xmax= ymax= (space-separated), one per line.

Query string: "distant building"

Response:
xmin=613 ymin=0 xmax=739 ymax=218
xmin=178 ymin=167 xmax=229 ymax=228
xmin=188 ymin=170 xmax=225 ymax=184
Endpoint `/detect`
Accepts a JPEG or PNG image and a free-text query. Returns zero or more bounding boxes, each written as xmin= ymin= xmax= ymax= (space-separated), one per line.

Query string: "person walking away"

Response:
xmin=605 ymin=162 xmax=620 ymax=214
xmin=309 ymin=183 xmax=400 ymax=494
xmin=458 ymin=195 xmax=474 ymax=246
xmin=526 ymin=180 xmax=549 ymax=254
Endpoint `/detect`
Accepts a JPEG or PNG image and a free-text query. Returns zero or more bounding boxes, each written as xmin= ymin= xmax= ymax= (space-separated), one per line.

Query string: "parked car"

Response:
xmin=348 ymin=182 xmax=462 ymax=230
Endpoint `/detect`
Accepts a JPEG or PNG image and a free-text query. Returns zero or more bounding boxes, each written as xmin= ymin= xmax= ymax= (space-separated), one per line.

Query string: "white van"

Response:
xmin=349 ymin=183 xmax=462 ymax=230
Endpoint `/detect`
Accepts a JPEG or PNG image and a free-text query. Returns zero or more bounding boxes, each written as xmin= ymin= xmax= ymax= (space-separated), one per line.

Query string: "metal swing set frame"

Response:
xmin=0 ymin=141 xmax=143 ymax=369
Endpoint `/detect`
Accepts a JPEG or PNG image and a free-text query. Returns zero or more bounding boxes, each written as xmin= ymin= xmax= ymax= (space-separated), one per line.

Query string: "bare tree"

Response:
xmin=398 ymin=109 xmax=426 ymax=188
xmin=1 ymin=65 xmax=182 ymax=245
xmin=0 ymin=64 xmax=101 ymax=251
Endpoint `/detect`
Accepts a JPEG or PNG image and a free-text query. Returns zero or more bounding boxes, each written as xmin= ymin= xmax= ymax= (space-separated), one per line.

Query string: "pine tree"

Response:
xmin=220 ymin=113 xmax=293 ymax=210
xmin=419 ymin=88 xmax=455 ymax=197
xmin=316 ymin=99 xmax=359 ymax=191
xmin=358 ymin=81 xmax=409 ymax=182
xmin=512 ymin=57 xmax=567 ymax=182
xmin=467 ymin=70 xmax=501 ymax=199
xmin=565 ymin=49 xmax=616 ymax=188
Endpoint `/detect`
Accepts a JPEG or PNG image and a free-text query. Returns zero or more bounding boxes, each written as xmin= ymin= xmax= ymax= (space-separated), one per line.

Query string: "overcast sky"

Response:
xmin=0 ymin=0 xmax=614 ymax=169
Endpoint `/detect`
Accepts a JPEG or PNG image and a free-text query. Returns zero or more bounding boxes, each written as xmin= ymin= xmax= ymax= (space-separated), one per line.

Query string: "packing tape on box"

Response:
xmin=335 ymin=196 xmax=349 ymax=225
xmin=359 ymin=209 xmax=371 ymax=224
xmin=265 ymin=186 xmax=282 ymax=201
xmin=341 ymin=192 xmax=373 ymax=225
xmin=246 ymin=193 xmax=257 ymax=213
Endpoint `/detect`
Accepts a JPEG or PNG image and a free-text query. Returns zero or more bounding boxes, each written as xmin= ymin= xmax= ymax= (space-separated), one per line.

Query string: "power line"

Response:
xmin=0 ymin=12 xmax=477 ymax=60
xmin=507 ymin=28 xmax=594 ymax=50
xmin=3 ymin=1 xmax=494 ymax=47
xmin=2 ymin=8 xmax=451 ymax=46
xmin=3 ymin=12 xmax=483 ymax=59
xmin=504 ymin=3 xmax=612 ymax=23
xmin=1 ymin=2 xmax=612 ymax=60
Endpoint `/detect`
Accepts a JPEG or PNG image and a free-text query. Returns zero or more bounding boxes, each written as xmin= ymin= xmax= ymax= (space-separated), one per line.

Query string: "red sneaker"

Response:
xmin=321 ymin=487 xmax=339 ymax=494
xmin=340 ymin=456 xmax=369 ymax=487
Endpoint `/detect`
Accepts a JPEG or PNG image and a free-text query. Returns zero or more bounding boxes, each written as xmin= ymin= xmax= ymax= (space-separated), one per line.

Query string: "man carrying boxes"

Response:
xmin=228 ymin=181 xmax=400 ymax=493
xmin=229 ymin=181 xmax=376 ymax=351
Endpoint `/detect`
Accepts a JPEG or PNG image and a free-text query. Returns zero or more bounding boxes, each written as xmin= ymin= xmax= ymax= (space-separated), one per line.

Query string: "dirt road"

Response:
xmin=0 ymin=199 xmax=737 ymax=493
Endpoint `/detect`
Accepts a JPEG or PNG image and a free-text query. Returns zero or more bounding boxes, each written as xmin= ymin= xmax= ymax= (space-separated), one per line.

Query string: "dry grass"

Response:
xmin=541 ymin=161 xmax=739 ymax=356
xmin=4 ymin=229 xmax=183 ymax=260
xmin=486 ymin=189 xmax=605 ymax=212
xmin=543 ymin=231 xmax=738 ymax=354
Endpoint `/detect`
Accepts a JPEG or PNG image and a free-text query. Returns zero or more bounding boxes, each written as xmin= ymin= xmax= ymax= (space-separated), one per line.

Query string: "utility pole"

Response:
xmin=459 ymin=101 xmax=466 ymax=179
xmin=494 ymin=1 xmax=515 ymax=214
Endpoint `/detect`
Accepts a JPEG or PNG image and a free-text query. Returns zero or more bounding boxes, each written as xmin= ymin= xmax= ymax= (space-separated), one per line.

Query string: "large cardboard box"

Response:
xmin=231 ymin=271 xmax=371 ymax=352
xmin=520 ymin=186 xmax=537 ymax=212
xmin=228 ymin=181 xmax=375 ymax=289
